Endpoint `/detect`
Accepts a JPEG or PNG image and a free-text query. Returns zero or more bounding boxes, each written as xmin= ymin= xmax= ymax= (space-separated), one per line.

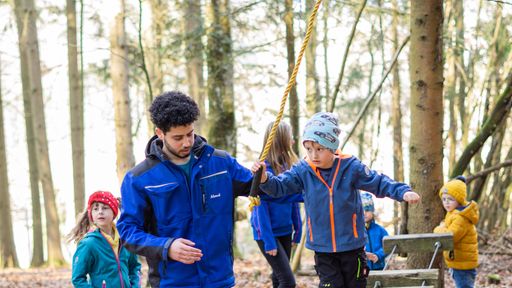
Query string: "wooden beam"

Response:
xmin=382 ymin=233 xmax=453 ymax=254
xmin=367 ymin=269 xmax=439 ymax=287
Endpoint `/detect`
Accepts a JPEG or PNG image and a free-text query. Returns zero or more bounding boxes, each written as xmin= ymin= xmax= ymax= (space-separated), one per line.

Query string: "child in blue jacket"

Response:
xmin=250 ymin=121 xmax=302 ymax=288
xmin=361 ymin=191 xmax=388 ymax=270
xmin=69 ymin=191 xmax=141 ymax=288
xmin=252 ymin=112 xmax=420 ymax=288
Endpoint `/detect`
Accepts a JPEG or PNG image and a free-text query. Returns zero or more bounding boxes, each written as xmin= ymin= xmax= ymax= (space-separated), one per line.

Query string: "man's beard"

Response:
xmin=163 ymin=139 xmax=191 ymax=159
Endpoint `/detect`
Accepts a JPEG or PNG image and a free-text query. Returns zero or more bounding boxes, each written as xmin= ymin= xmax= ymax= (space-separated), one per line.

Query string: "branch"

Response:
xmin=466 ymin=159 xmax=512 ymax=183
xmin=328 ymin=0 xmax=367 ymax=112
xmin=339 ymin=35 xmax=410 ymax=150
xmin=450 ymin=72 xmax=512 ymax=177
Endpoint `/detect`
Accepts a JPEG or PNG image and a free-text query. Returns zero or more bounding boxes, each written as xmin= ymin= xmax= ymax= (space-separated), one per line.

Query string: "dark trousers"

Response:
xmin=314 ymin=246 xmax=369 ymax=288
xmin=256 ymin=234 xmax=296 ymax=288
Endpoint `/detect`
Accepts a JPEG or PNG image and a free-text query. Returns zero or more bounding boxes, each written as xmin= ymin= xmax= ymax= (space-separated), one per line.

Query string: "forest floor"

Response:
xmin=0 ymin=229 xmax=510 ymax=287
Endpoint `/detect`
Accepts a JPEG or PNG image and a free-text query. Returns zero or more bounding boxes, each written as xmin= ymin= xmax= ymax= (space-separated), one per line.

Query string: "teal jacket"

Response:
xmin=72 ymin=229 xmax=141 ymax=288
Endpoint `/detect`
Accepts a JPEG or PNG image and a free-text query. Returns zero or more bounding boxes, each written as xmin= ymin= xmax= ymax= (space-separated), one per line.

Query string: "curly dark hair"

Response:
xmin=149 ymin=91 xmax=200 ymax=132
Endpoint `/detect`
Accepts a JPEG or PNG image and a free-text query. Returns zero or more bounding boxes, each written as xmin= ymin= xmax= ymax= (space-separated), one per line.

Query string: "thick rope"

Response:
xmin=249 ymin=0 xmax=323 ymax=209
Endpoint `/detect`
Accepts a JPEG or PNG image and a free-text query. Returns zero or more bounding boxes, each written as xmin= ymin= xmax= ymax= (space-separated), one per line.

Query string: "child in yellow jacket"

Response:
xmin=434 ymin=176 xmax=479 ymax=288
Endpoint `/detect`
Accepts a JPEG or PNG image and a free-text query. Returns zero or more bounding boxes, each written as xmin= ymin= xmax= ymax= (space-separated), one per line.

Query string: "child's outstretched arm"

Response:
xmin=251 ymin=161 xmax=303 ymax=197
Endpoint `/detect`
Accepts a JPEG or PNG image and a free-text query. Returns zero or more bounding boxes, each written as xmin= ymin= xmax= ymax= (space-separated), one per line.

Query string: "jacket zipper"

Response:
xmin=101 ymin=234 xmax=125 ymax=288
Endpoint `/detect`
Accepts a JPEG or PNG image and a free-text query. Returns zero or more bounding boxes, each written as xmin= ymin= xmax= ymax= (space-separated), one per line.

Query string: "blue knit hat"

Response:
xmin=302 ymin=112 xmax=341 ymax=151
xmin=360 ymin=192 xmax=375 ymax=212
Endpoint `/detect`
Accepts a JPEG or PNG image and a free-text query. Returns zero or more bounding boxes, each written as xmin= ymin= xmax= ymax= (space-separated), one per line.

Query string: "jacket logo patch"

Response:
xmin=210 ymin=193 xmax=221 ymax=199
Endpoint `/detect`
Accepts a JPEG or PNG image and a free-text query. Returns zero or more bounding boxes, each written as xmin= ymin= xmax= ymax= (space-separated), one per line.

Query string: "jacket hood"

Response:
xmin=459 ymin=201 xmax=479 ymax=225
xmin=145 ymin=134 xmax=208 ymax=161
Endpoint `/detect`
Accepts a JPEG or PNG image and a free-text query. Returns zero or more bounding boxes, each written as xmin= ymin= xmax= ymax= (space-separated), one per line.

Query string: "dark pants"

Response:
xmin=256 ymin=234 xmax=296 ymax=288
xmin=314 ymin=246 xmax=369 ymax=288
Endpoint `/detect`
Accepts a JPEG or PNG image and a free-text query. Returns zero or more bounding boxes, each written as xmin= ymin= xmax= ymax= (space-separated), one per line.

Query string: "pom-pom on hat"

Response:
xmin=302 ymin=112 xmax=341 ymax=151
xmin=360 ymin=191 xmax=375 ymax=212
xmin=87 ymin=191 xmax=119 ymax=220
xmin=439 ymin=175 xmax=468 ymax=206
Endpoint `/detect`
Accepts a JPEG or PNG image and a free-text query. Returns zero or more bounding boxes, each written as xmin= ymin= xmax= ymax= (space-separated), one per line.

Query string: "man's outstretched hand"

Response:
xmin=169 ymin=238 xmax=203 ymax=264
xmin=403 ymin=191 xmax=421 ymax=204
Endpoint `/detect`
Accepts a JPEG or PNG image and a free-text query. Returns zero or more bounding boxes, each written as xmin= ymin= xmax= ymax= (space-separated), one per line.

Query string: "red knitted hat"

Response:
xmin=87 ymin=191 xmax=119 ymax=220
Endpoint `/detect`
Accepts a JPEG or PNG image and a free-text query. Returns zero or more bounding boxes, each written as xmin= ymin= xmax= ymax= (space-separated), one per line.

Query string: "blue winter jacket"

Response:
xmin=259 ymin=154 xmax=411 ymax=253
xmin=250 ymin=164 xmax=302 ymax=251
xmin=71 ymin=228 xmax=141 ymax=288
xmin=365 ymin=219 xmax=388 ymax=270
xmin=117 ymin=135 xmax=253 ymax=288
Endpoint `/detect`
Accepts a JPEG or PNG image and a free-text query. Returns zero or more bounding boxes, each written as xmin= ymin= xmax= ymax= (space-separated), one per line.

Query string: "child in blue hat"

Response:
xmin=252 ymin=112 xmax=420 ymax=288
xmin=361 ymin=191 xmax=389 ymax=270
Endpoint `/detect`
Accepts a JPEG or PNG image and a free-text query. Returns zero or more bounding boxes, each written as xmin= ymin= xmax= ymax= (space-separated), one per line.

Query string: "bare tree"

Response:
xmin=407 ymin=0 xmax=445 ymax=273
xmin=13 ymin=0 xmax=66 ymax=266
xmin=111 ymin=0 xmax=135 ymax=183
xmin=0 ymin=56 xmax=19 ymax=268
xmin=305 ymin=0 xmax=320 ymax=115
xmin=285 ymin=0 xmax=299 ymax=154
xmin=67 ymin=0 xmax=85 ymax=217
xmin=206 ymin=0 xmax=236 ymax=155
xmin=183 ymin=0 xmax=206 ymax=136
xmin=12 ymin=0 xmax=44 ymax=267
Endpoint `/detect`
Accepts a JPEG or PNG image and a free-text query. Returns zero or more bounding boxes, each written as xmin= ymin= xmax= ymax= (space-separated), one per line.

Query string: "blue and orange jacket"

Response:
xmin=71 ymin=228 xmax=141 ymax=288
xmin=117 ymin=135 xmax=253 ymax=288
xmin=259 ymin=153 xmax=411 ymax=253
xmin=250 ymin=163 xmax=302 ymax=251
xmin=365 ymin=219 xmax=388 ymax=270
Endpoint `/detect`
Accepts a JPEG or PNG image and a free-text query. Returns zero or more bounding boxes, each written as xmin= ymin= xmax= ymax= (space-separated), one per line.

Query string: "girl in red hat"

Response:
xmin=68 ymin=191 xmax=141 ymax=287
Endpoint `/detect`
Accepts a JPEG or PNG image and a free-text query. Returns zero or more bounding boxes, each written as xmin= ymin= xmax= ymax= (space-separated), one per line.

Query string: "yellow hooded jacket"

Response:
xmin=434 ymin=201 xmax=479 ymax=270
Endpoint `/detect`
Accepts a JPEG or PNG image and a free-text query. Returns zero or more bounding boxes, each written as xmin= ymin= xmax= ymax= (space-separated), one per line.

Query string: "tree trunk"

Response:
xmin=183 ymin=0 xmax=206 ymax=136
xmin=0 ymin=57 xmax=19 ymax=268
xmin=408 ymin=0 xmax=445 ymax=272
xmin=206 ymin=0 xmax=236 ymax=156
xmin=148 ymin=0 xmax=166 ymax=96
xmin=67 ymin=0 xmax=85 ymax=218
xmin=14 ymin=0 xmax=66 ymax=266
xmin=305 ymin=0 xmax=320 ymax=115
xmin=391 ymin=0 xmax=405 ymax=235
xmin=12 ymin=0 xmax=44 ymax=267
xmin=285 ymin=0 xmax=299 ymax=155
xmin=111 ymin=2 xmax=135 ymax=183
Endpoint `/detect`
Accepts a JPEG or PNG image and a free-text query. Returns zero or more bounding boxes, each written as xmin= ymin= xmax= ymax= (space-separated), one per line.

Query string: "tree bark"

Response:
xmin=183 ymin=0 xmax=206 ymax=136
xmin=408 ymin=0 xmax=445 ymax=272
xmin=12 ymin=0 xmax=44 ymax=267
xmin=305 ymin=0 xmax=320 ymax=115
xmin=111 ymin=1 xmax=135 ymax=183
xmin=67 ymin=0 xmax=85 ymax=218
xmin=0 ymin=57 xmax=19 ymax=268
xmin=285 ymin=0 xmax=299 ymax=155
xmin=14 ymin=0 xmax=66 ymax=266
xmin=206 ymin=0 xmax=236 ymax=156
xmin=391 ymin=0 xmax=405 ymax=235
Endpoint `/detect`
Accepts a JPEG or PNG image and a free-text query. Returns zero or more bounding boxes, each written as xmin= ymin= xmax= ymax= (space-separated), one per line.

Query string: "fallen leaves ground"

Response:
xmin=1 ymin=231 xmax=510 ymax=287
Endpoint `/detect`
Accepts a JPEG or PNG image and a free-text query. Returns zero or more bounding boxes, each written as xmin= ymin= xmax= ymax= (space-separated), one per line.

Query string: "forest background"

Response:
xmin=0 ymin=0 xmax=511 ymax=287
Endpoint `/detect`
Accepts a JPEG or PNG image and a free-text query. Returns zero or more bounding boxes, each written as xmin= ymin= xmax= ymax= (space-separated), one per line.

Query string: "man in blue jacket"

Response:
xmin=117 ymin=91 xmax=254 ymax=287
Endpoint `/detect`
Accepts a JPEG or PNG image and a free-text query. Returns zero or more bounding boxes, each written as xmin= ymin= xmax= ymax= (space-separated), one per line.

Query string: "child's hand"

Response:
xmin=266 ymin=249 xmax=277 ymax=256
xmin=403 ymin=191 xmax=420 ymax=203
xmin=251 ymin=161 xmax=268 ymax=183
xmin=366 ymin=252 xmax=378 ymax=263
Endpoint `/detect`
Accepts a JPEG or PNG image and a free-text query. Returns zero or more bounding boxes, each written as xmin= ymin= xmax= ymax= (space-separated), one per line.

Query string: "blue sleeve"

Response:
xmin=291 ymin=203 xmax=302 ymax=244
xmin=254 ymin=201 xmax=277 ymax=251
xmin=71 ymin=240 xmax=93 ymax=288
xmin=351 ymin=159 xmax=411 ymax=201
xmin=374 ymin=226 xmax=389 ymax=261
xmin=260 ymin=165 xmax=304 ymax=197
xmin=224 ymin=153 xmax=254 ymax=197
xmin=117 ymin=173 xmax=176 ymax=262
xmin=128 ymin=252 xmax=142 ymax=287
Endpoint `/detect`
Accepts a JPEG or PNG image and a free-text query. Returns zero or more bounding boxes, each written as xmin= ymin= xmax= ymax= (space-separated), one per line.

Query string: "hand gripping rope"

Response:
xmin=248 ymin=0 xmax=323 ymax=211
